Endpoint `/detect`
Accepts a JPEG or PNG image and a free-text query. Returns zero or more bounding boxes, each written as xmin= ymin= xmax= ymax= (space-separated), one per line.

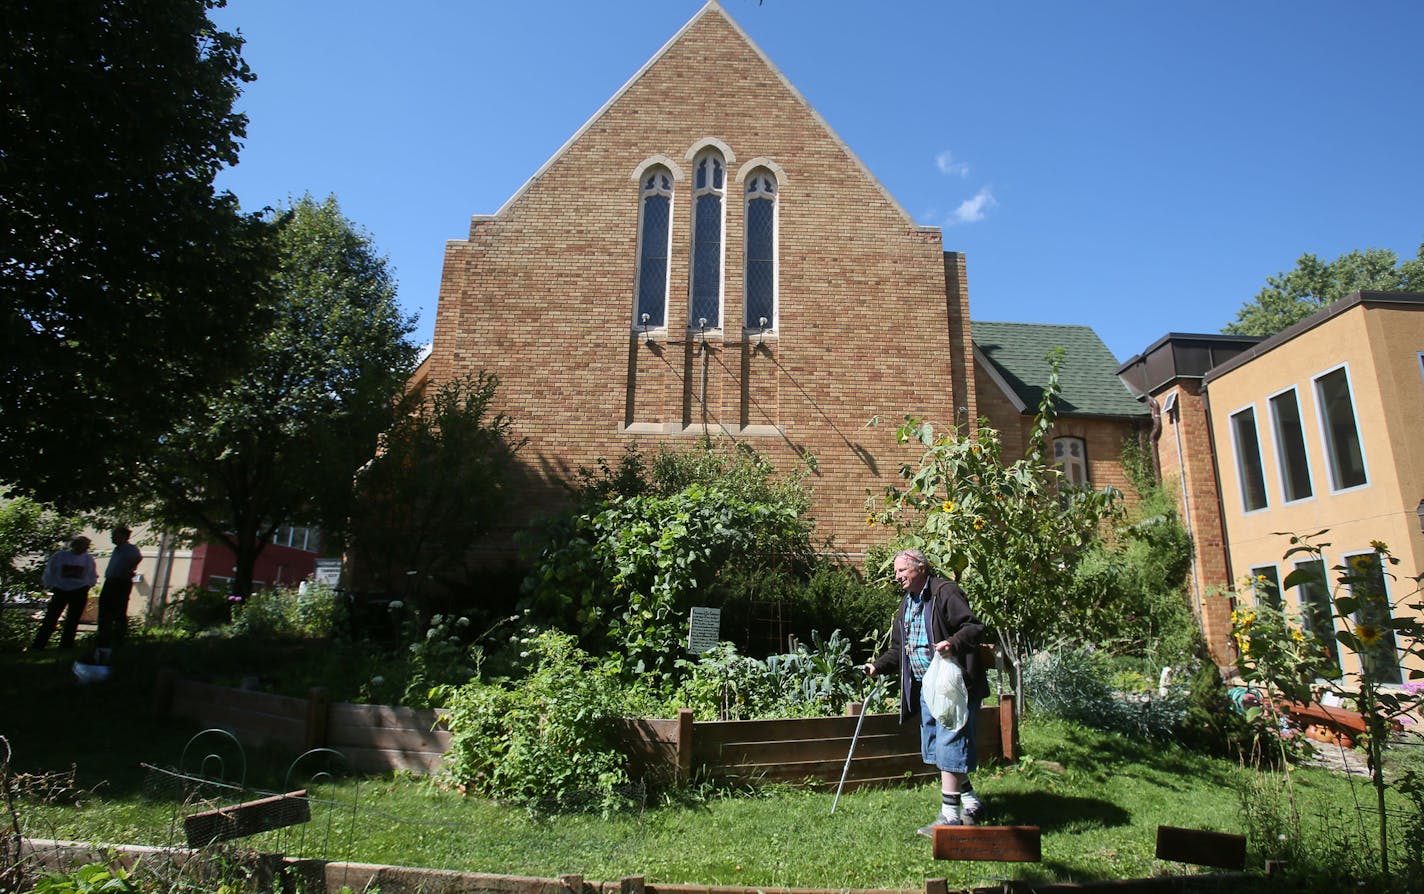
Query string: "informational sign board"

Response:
xmin=687 ymin=606 xmax=722 ymax=654
xmin=312 ymin=558 xmax=342 ymax=586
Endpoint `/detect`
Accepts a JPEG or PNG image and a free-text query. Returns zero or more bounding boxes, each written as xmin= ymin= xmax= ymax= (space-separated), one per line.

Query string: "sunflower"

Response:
xmin=940 ymin=500 xmax=955 ymax=513
xmin=1357 ymin=625 xmax=1384 ymax=648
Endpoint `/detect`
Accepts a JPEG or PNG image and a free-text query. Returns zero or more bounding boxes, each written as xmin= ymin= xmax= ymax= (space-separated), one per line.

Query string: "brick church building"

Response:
xmin=421 ymin=1 xmax=1142 ymax=562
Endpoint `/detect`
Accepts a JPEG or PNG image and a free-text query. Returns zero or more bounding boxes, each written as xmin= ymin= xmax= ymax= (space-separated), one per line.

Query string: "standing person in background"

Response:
xmin=97 ymin=525 xmax=142 ymax=646
xmin=32 ymin=536 xmax=97 ymax=651
xmin=864 ymin=548 xmax=990 ymax=836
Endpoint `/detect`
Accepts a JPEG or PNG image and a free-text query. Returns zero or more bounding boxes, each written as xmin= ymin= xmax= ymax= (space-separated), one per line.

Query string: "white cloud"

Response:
xmin=951 ymin=186 xmax=997 ymax=224
xmin=935 ymin=150 xmax=970 ymax=177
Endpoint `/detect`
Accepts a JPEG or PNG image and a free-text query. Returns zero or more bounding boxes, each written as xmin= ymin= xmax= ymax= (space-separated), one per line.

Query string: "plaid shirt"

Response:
xmin=905 ymin=586 xmax=933 ymax=681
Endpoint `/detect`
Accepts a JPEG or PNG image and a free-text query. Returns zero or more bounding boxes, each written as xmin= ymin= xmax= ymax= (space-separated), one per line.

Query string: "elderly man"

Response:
xmin=864 ymin=548 xmax=990 ymax=835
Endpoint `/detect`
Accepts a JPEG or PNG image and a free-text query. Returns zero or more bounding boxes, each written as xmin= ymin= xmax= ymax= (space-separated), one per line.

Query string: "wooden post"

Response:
xmin=152 ymin=668 xmax=177 ymax=718
xmin=846 ymin=701 xmax=863 ymax=717
xmin=676 ymin=708 xmax=693 ymax=782
xmin=999 ymin=693 xmax=1018 ymax=761
xmin=619 ymin=876 xmax=645 ymax=894
xmin=559 ymin=873 xmax=583 ymax=894
xmin=305 ymin=687 xmax=329 ymax=750
xmin=924 ymin=878 xmax=949 ymax=894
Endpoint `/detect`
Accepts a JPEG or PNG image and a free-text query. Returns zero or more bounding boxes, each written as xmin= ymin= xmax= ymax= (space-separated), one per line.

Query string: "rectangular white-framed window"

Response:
xmin=1268 ymin=387 xmax=1313 ymax=503
xmin=1249 ymin=563 xmax=1282 ymax=612
xmin=1229 ymin=405 xmax=1269 ymax=512
xmin=1292 ymin=557 xmax=1341 ymax=679
xmin=1052 ymin=436 xmax=1089 ymax=487
xmin=1342 ymin=550 xmax=1402 ymax=684
xmin=273 ymin=525 xmax=318 ymax=552
xmin=1313 ymin=364 xmax=1368 ymax=492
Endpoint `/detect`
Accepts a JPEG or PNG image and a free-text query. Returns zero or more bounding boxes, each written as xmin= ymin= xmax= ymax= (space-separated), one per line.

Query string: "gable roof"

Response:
xmin=485 ymin=0 xmax=930 ymax=232
xmin=973 ymin=321 xmax=1148 ymax=418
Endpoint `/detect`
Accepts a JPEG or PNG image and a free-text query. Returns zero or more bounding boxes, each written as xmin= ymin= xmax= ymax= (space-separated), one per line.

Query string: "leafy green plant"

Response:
xmin=31 ymin=862 xmax=139 ymax=894
xmin=440 ymin=630 xmax=634 ymax=814
xmin=667 ymin=630 xmax=865 ymax=720
xmin=228 ymin=583 xmax=347 ymax=640
xmin=1234 ymin=532 xmax=1424 ymax=883
xmin=520 ymin=440 xmax=814 ymax=681
xmin=164 ymin=585 xmax=233 ymax=630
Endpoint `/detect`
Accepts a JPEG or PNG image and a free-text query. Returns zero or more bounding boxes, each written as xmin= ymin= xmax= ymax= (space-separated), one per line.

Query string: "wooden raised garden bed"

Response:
xmin=154 ymin=669 xmax=1019 ymax=788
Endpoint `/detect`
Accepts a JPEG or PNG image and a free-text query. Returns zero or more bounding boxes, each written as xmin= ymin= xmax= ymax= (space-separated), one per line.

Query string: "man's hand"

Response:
xmin=934 ymin=640 xmax=954 ymax=656
xmin=862 ymin=662 xmax=876 ymax=676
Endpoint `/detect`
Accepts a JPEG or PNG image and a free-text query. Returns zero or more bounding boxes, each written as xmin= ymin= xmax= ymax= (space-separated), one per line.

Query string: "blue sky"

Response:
xmin=210 ymin=0 xmax=1424 ymax=362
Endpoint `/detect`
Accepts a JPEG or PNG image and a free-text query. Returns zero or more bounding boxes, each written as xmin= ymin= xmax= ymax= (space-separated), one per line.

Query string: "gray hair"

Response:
xmin=894 ymin=548 xmax=929 ymax=571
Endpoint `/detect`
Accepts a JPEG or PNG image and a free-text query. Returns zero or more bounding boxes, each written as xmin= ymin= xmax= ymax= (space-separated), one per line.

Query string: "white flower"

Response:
xmin=387 ymin=600 xmax=404 ymax=611
xmin=370 ymin=676 xmax=385 ymax=686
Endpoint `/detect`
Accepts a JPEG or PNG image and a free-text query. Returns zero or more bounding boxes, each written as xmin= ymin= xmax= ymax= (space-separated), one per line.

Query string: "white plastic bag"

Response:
xmin=922 ymin=653 xmax=969 ymax=731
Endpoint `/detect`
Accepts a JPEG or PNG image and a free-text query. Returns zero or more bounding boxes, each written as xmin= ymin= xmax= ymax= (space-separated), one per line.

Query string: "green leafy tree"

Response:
xmin=129 ymin=195 xmax=416 ymax=599
xmin=1224 ymin=242 xmax=1424 ymax=337
xmin=0 ymin=485 xmax=84 ymax=599
xmin=1 ymin=0 xmax=270 ymax=508
xmin=868 ymin=350 xmax=1122 ymax=706
xmin=347 ymin=371 xmax=521 ymax=607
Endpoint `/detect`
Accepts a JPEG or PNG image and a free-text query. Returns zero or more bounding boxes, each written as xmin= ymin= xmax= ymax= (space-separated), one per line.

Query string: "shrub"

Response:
xmin=519 ymin=440 xmax=815 ymax=681
xmin=1022 ymin=645 xmax=1186 ymax=742
xmin=228 ymin=582 xmax=347 ymax=639
xmin=440 ymin=630 xmax=633 ymax=814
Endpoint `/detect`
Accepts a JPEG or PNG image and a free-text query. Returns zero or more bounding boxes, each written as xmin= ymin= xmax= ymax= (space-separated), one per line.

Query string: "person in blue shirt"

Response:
xmin=865 ymin=548 xmax=990 ymax=835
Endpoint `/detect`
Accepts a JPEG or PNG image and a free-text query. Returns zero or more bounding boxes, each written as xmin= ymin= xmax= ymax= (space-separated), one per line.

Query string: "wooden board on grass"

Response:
xmin=932 ymin=826 xmax=1041 ymax=862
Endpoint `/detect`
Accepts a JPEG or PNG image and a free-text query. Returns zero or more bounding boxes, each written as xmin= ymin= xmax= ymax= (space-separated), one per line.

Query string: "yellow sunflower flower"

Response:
xmin=941 ymin=500 xmax=955 ymax=513
xmin=1357 ymin=625 xmax=1384 ymax=647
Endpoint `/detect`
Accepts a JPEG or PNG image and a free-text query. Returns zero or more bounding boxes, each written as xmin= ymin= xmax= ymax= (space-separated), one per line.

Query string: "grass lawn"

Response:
xmin=0 ymin=632 xmax=1402 ymax=890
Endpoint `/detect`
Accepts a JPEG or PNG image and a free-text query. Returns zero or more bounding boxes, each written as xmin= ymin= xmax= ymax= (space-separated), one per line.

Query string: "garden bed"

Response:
xmin=153 ymin=671 xmax=1019 ymax=786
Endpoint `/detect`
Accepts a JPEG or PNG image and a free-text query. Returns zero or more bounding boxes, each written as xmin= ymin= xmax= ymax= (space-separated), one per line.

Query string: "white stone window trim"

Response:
xmin=630 ymin=155 xmax=686 ymax=184
xmin=1311 ymin=361 xmax=1371 ymax=495
xmin=688 ymin=149 xmax=727 ymax=336
xmin=684 ymin=137 xmax=736 ymax=164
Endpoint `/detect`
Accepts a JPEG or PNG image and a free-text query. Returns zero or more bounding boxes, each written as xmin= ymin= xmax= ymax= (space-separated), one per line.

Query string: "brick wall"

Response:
xmin=1154 ymin=382 xmax=1235 ymax=663
xmin=427 ymin=8 xmax=961 ymax=560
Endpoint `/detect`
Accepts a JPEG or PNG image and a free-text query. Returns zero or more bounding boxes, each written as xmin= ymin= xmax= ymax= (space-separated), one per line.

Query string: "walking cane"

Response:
xmin=831 ymin=675 xmax=883 ymax=814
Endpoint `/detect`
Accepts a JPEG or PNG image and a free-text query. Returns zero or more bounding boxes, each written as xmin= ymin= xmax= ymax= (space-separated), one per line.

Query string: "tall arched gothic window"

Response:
xmin=634 ymin=167 xmax=672 ymax=328
xmin=689 ymin=152 xmax=725 ymax=329
xmin=744 ymin=170 xmax=777 ymax=331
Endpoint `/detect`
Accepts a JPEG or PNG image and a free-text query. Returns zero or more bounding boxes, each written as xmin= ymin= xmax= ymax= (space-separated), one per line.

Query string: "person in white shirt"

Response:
xmin=32 ymin=536 xmax=98 ymax=650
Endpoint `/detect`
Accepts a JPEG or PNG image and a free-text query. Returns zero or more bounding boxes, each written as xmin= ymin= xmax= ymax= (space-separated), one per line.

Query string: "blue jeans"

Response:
xmin=919 ymin=687 xmax=981 ymax=774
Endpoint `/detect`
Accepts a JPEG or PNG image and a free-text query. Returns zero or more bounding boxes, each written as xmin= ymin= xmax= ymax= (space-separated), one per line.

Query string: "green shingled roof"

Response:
xmin=973 ymin=321 xmax=1147 ymax=418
